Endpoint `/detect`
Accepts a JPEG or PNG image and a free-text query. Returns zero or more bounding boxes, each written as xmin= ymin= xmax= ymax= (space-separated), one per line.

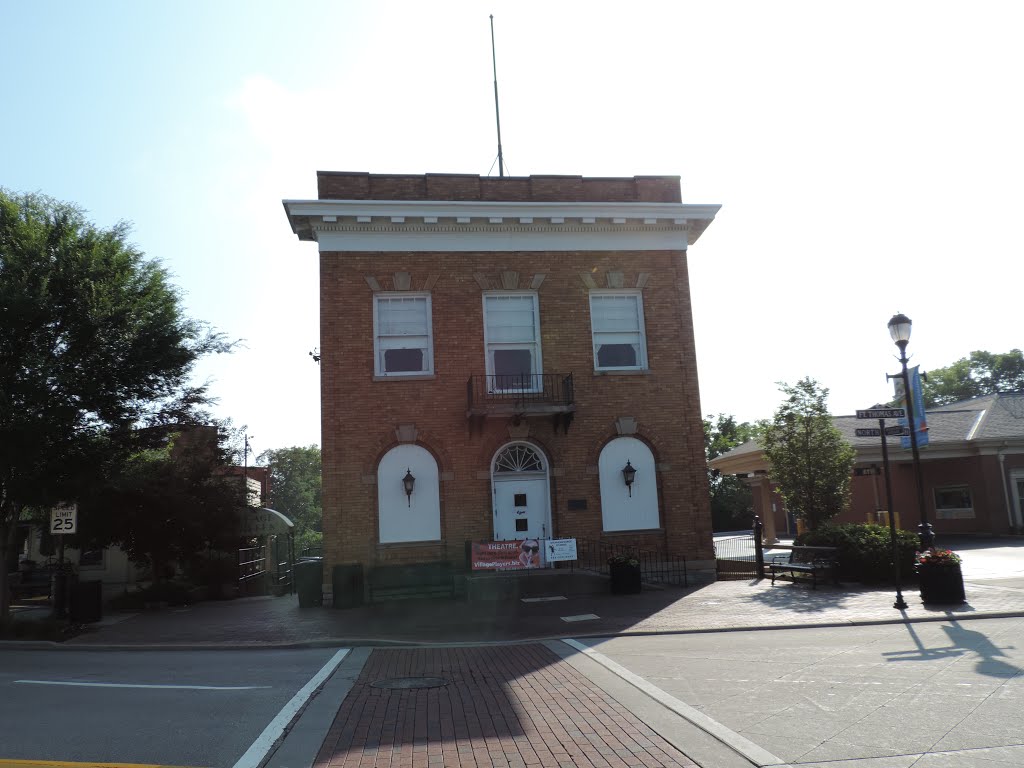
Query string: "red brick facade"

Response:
xmin=289 ymin=173 xmax=719 ymax=580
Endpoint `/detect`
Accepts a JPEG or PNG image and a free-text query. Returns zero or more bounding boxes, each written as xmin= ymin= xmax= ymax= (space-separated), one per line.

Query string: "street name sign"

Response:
xmin=50 ymin=505 xmax=77 ymax=535
xmin=855 ymin=426 xmax=910 ymax=438
xmin=856 ymin=408 xmax=906 ymax=420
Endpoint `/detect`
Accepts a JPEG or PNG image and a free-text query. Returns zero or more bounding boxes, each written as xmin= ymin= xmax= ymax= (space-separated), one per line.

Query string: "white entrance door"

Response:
xmin=493 ymin=477 xmax=549 ymax=541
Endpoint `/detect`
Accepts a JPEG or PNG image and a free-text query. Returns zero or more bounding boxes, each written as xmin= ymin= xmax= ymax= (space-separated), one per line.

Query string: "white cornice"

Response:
xmin=282 ymin=199 xmax=721 ymax=252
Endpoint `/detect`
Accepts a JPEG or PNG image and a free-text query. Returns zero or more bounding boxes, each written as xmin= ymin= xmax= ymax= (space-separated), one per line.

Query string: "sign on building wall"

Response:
xmin=471 ymin=540 xmax=545 ymax=571
xmin=545 ymin=538 xmax=578 ymax=562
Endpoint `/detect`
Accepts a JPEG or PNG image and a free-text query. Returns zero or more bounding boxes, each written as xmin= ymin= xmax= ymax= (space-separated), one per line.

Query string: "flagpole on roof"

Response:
xmin=490 ymin=15 xmax=505 ymax=177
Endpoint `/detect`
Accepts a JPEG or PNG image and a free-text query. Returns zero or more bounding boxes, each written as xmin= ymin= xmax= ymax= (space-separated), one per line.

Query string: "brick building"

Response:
xmin=710 ymin=392 xmax=1024 ymax=541
xmin=284 ymin=172 xmax=721 ymax=590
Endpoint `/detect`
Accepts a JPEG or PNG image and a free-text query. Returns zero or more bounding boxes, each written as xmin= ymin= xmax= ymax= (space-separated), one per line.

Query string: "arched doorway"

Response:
xmin=491 ymin=442 xmax=551 ymax=541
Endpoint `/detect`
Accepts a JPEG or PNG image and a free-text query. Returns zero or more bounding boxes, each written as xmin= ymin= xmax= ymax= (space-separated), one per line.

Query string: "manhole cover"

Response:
xmin=371 ymin=677 xmax=450 ymax=690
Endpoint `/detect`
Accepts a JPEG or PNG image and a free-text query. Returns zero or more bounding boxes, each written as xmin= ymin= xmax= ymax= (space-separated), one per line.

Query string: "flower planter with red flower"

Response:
xmin=608 ymin=554 xmax=642 ymax=594
xmin=916 ymin=548 xmax=966 ymax=605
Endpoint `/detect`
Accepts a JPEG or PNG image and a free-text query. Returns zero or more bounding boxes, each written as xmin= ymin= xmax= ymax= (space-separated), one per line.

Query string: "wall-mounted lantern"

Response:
xmin=402 ymin=468 xmax=416 ymax=507
xmin=622 ymin=460 xmax=637 ymax=497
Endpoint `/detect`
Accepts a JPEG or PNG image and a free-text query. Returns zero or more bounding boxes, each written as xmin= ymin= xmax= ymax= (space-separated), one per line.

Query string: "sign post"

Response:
xmin=854 ymin=411 xmax=908 ymax=609
xmin=49 ymin=505 xmax=77 ymax=620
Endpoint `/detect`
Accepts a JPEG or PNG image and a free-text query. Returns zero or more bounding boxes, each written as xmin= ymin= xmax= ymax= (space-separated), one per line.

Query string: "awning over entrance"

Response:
xmin=240 ymin=507 xmax=295 ymax=537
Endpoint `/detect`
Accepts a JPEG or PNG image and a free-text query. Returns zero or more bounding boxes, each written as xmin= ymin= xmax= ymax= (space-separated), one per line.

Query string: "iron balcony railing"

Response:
xmin=466 ymin=373 xmax=575 ymax=412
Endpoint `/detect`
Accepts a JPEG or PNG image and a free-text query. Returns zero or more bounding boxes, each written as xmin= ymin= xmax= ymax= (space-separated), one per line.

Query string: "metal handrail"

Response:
xmin=467 ymin=373 xmax=574 ymax=410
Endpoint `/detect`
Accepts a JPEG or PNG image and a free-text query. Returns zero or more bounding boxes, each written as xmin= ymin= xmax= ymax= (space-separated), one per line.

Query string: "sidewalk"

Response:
xmin=58 ymin=573 xmax=1024 ymax=649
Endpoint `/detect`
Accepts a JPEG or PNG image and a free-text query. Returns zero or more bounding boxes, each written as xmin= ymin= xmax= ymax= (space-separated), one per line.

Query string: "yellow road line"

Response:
xmin=0 ymin=761 xmax=202 ymax=768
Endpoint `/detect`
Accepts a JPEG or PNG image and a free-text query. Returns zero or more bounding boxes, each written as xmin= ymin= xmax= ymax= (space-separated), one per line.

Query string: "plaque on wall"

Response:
xmin=567 ymin=499 xmax=587 ymax=511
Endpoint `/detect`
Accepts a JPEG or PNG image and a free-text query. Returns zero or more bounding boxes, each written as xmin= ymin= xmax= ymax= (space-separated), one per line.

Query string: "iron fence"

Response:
xmin=573 ymin=538 xmax=688 ymax=587
xmin=238 ymin=545 xmax=267 ymax=594
xmin=713 ymin=517 xmax=765 ymax=579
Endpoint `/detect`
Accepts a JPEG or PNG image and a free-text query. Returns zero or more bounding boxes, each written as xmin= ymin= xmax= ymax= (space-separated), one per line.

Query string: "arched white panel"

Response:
xmin=599 ymin=436 xmax=659 ymax=531
xmin=378 ymin=444 xmax=441 ymax=543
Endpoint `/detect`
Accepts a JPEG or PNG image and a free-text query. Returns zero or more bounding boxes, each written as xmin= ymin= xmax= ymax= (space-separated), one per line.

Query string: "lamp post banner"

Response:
xmin=894 ymin=365 xmax=929 ymax=448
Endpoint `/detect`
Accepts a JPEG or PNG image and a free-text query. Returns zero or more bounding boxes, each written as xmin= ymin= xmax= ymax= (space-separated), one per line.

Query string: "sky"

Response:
xmin=3 ymin=1 xmax=1022 ymax=456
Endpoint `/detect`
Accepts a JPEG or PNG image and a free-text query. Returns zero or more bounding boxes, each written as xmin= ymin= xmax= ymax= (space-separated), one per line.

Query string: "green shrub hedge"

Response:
xmin=795 ymin=523 xmax=919 ymax=584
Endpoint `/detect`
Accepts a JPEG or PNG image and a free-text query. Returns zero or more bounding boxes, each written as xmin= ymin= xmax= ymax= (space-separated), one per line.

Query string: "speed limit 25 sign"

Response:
xmin=50 ymin=505 xmax=77 ymax=535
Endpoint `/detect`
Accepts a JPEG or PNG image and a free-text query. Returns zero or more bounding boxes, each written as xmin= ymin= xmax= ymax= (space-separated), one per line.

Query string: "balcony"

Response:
xmin=466 ymin=373 xmax=576 ymax=434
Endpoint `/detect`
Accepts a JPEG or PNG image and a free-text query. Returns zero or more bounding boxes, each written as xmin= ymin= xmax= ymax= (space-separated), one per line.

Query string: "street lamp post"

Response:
xmin=886 ymin=313 xmax=935 ymax=551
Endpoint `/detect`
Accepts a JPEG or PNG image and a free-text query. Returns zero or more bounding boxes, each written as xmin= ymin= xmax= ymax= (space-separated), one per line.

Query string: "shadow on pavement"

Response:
xmin=315 ymin=643 xmax=700 ymax=768
xmin=883 ymin=619 xmax=1023 ymax=678
xmin=744 ymin=582 xmax=851 ymax=613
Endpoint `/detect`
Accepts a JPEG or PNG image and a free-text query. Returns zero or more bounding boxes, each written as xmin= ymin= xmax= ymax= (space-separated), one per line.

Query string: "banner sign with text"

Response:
xmin=471 ymin=540 xmax=545 ymax=570
xmin=894 ymin=365 xmax=929 ymax=449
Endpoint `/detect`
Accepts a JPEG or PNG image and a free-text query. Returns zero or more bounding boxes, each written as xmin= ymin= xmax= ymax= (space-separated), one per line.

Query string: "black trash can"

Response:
xmin=69 ymin=579 xmax=103 ymax=623
xmin=295 ymin=558 xmax=324 ymax=608
xmin=332 ymin=564 xmax=365 ymax=609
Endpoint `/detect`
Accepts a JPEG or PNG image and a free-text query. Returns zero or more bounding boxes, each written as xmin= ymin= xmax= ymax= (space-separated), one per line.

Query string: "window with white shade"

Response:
xmin=483 ymin=293 xmax=542 ymax=390
xmin=374 ymin=294 xmax=433 ymax=377
xmin=590 ymin=292 xmax=648 ymax=371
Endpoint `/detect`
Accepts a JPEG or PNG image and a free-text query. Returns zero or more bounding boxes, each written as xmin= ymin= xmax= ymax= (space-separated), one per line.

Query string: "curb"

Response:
xmin=6 ymin=608 xmax=1024 ymax=651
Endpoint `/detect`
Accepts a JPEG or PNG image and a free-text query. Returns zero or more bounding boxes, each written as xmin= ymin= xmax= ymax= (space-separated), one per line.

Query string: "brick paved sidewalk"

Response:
xmin=60 ymin=574 xmax=1024 ymax=648
xmin=315 ymin=644 xmax=699 ymax=768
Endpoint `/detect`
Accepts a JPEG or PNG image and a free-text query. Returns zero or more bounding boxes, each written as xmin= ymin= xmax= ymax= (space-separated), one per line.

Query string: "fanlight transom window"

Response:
xmin=494 ymin=444 xmax=545 ymax=473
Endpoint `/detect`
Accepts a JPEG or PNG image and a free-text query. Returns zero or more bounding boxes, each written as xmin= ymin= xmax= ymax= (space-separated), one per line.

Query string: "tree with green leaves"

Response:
xmin=76 ymin=427 xmax=243 ymax=583
xmin=923 ymin=350 xmax=1024 ymax=406
xmin=704 ymin=414 xmax=762 ymax=531
xmin=258 ymin=446 xmax=322 ymax=552
xmin=0 ymin=190 xmax=230 ymax=617
xmin=762 ymin=378 xmax=855 ymax=531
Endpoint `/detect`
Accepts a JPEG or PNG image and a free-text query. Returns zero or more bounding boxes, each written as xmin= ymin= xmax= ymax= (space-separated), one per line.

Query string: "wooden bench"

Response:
xmin=367 ymin=561 xmax=456 ymax=602
xmin=769 ymin=546 xmax=839 ymax=589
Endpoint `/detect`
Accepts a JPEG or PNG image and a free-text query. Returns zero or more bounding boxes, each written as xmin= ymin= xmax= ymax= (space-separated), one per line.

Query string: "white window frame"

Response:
xmin=589 ymin=290 xmax=649 ymax=372
xmin=373 ymin=292 xmax=434 ymax=377
xmin=934 ymin=485 xmax=974 ymax=520
xmin=482 ymin=292 xmax=543 ymax=392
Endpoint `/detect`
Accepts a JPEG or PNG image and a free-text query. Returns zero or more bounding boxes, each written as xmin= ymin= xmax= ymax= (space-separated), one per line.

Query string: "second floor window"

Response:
xmin=483 ymin=293 xmax=542 ymax=390
xmin=374 ymin=293 xmax=433 ymax=377
xmin=590 ymin=291 xmax=648 ymax=371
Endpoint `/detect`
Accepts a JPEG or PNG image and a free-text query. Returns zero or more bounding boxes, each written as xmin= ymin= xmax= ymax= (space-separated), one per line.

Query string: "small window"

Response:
xmin=514 ymin=493 xmax=527 ymax=506
xmin=79 ymin=548 xmax=104 ymax=568
xmin=374 ymin=294 xmax=433 ymax=377
xmin=934 ymin=485 xmax=974 ymax=520
xmin=590 ymin=292 xmax=648 ymax=371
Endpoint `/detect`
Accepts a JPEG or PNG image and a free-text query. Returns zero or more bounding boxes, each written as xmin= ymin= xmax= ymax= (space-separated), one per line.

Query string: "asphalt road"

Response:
xmin=576 ymin=617 xmax=1024 ymax=767
xmin=0 ymin=648 xmax=344 ymax=767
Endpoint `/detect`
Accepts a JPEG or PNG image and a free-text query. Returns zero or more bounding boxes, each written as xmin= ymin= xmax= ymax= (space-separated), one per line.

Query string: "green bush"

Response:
xmin=796 ymin=523 xmax=919 ymax=584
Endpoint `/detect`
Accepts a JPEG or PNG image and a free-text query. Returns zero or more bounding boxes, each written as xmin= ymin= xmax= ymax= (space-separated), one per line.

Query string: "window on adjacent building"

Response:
xmin=78 ymin=548 xmax=104 ymax=568
xmin=374 ymin=294 xmax=433 ymax=376
xmin=590 ymin=292 xmax=648 ymax=371
xmin=934 ymin=485 xmax=974 ymax=519
xmin=483 ymin=293 xmax=542 ymax=390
